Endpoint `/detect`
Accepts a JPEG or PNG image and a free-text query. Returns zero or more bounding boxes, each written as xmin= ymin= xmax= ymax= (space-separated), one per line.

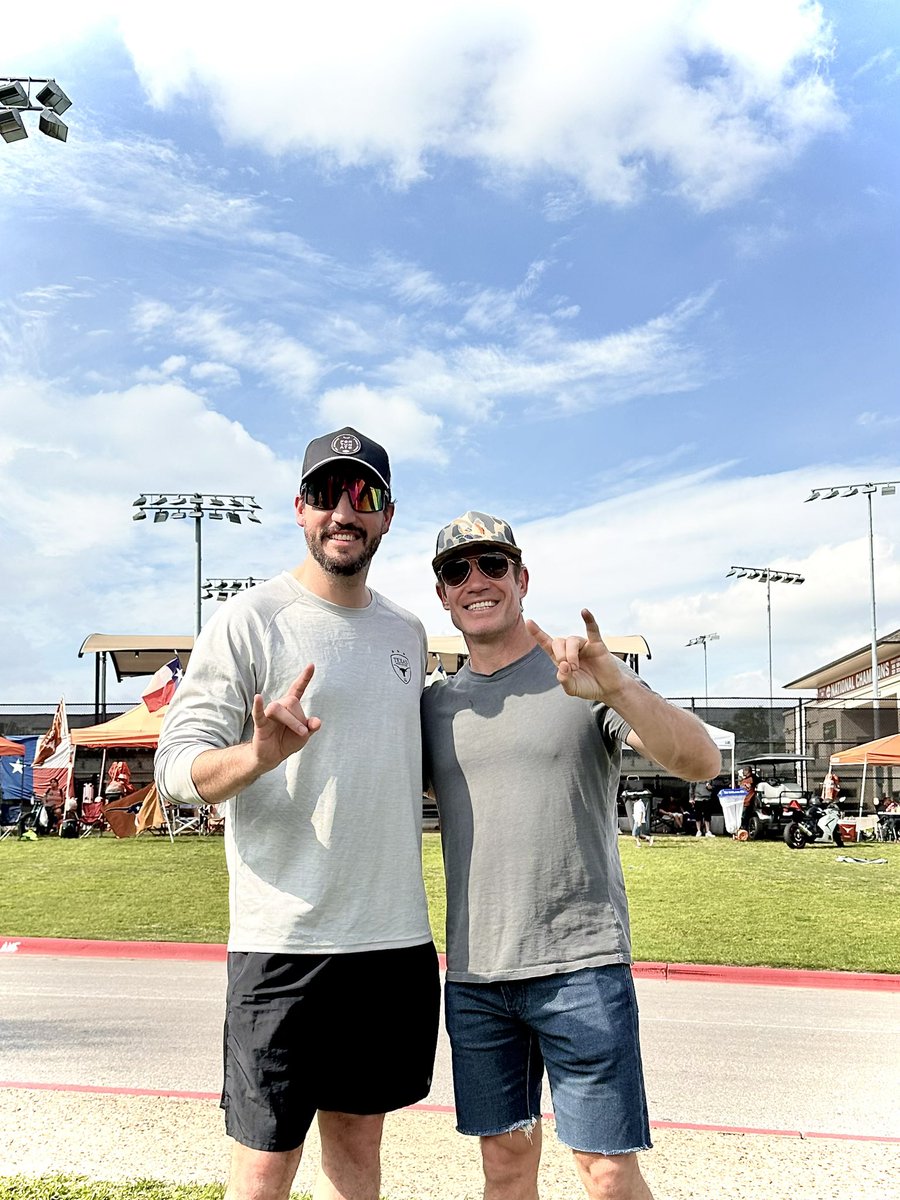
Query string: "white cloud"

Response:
xmin=852 ymin=47 xmax=895 ymax=80
xmin=190 ymin=361 xmax=242 ymax=388
xmin=26 ymin=0 xmax=840 ymax=211
xmin=352 ymin=288 xmax=715 ymax=420
xmin=458 ymin=290 xmax=713 ymax=412
xmin=130 ymin=301 xmax=322 ymax=399
xmin=0 ymin=369 xmax=303 ymax=701
xmin=857 ymin=411 xmax=900 ymax=430
xmin=315 ymin=384 xmax=448 ymax=465
xmin=374 ymin=254 xmax=453 ymax=308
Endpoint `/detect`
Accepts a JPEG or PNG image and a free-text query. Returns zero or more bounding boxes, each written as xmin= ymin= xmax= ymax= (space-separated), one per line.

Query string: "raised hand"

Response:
xmin=249 ymin=664 xmax=322 ymax=770
xmin=526 ymin=609 xmax=625 ymax=702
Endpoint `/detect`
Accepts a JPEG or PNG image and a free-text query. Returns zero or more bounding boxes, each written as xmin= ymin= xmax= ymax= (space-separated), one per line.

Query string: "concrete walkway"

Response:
xmin=3 ymin=939 xmax=899 ymax=1198
xmin=1 ymin=1087 xmax=898 ymax=1199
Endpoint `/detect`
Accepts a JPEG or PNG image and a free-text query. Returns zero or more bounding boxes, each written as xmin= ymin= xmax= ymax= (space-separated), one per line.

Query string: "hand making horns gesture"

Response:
xmin=526 ymin=609 xmax=624 ymax=703
xmin=250 ymin=663 xmax=322 ymax=770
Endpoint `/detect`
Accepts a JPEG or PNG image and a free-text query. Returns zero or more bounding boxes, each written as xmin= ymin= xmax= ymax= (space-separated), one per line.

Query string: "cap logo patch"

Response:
xmin=391 ymin=652 xmax=412 ymax=684
xmin=332 ymin=434 xmax=361 ymax=455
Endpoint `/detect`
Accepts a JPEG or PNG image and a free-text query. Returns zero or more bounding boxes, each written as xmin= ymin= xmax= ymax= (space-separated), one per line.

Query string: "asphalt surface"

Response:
xmin=3 ymin=953 xmax=899 ymax=1139
xmin=2 ymin=952 xmax=899 ymax=1198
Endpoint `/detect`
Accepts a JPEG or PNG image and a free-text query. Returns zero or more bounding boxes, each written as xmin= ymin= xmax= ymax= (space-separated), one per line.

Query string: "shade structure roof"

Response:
xmin=0 ymin=735 xmax=25 ymax=757
xmin=78 ymin=635 xmax=194 ymax=682
xmin=427 ymin=633 xmax=651 ymax=664
xmin=829 ymin=733 xmax=900 ymax=766
xmin=70 ymin=703 xmax=170 ymax=748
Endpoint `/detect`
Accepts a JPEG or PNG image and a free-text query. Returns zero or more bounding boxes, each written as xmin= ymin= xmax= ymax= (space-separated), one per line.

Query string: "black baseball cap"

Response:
xmin=300 ymin=426 xmax=391 ymax=490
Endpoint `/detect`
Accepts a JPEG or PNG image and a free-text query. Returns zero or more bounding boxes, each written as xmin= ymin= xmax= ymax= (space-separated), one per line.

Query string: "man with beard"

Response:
xmin=156 ymin=427 xmax=440 ymax=1200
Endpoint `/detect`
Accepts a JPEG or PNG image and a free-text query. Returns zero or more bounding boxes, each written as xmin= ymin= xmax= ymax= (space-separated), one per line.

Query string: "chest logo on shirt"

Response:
xmin=391 ymin=652 xmax=412 ymax=684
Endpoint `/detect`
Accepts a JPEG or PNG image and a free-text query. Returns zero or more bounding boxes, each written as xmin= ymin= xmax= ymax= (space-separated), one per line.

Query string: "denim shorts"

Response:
xmin=444 ymin=964 xmax=652 ymax=1155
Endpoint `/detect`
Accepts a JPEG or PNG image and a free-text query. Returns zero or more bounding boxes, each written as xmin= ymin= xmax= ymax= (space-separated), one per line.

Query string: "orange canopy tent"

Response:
xmin=830 ymin=733 xmax=900 ymax=767
xmin=0 ymin=736 xmax=25 ymax=757
xmin=71 ymin=703 xmax=174 ymax=841
xmin=830 ymin=733 xmax=900 ymax=815
xmin=71 ymin=703 xmax=169 ymax=748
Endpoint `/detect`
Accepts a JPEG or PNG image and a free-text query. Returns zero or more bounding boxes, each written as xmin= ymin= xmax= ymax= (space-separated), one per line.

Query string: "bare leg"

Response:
xmin=572 ymin=1150 xmax=653 ymax=1200
xmin=314 ymin=1111 xmax=384 ymax=1200
xmin=481 ymin=1123 xmax=542 ymax=1200
xmin=225 ymin=1142 xmax=303 ymax=1200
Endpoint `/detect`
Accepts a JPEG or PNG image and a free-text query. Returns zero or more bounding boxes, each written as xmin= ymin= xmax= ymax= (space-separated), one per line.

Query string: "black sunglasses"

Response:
xmin=301 ymin=472 xmax=390 ymax=514
xmin=438 ymin=552 xmax=513 ymax=588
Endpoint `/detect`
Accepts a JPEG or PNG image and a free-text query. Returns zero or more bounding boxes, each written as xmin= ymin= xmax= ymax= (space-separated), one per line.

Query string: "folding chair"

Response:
xmin=79 ymin=798 xmax=107 ymax=837
xmin=0 ymin=802 xmax=21 ymax=840
xmin=167 ymin=802 xmax=202 ymax=835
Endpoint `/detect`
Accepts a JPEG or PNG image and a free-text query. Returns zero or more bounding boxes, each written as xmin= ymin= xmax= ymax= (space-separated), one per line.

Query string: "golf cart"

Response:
xmin=735 ymin=754 xmax=814 ymax=840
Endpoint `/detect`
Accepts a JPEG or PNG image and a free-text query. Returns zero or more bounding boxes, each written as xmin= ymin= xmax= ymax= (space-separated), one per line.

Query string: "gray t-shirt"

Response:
xmin=422 ymin=645 xmax=635 ymax=982
xmin=155 ymin=572 xmax=432 ymax=955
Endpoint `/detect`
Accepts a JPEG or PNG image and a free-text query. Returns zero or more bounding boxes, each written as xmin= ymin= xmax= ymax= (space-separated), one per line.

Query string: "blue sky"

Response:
xmin=1 ymin=0 xmax=898 ymax=706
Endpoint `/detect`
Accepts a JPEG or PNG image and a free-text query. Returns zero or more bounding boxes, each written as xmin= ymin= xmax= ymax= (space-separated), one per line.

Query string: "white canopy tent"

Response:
xmin=702 ymin=722 xmax=736 ymax=786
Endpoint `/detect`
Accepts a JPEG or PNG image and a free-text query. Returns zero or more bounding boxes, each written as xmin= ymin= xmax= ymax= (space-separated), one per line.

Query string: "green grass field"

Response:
xmin=1 ymin=831 xmax=897 ymax=972
xmin=0 ymin=1181 xmax=257 ymax=1200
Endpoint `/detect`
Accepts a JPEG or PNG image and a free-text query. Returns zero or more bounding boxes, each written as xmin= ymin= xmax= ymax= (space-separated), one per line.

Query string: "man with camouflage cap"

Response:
xmin=422 ymin=511 xmax=720 ymax=1200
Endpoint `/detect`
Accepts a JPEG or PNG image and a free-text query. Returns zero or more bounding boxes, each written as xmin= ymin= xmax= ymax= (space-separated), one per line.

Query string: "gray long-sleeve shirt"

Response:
xmin=155 ymin=572 xmax=432 ymax=954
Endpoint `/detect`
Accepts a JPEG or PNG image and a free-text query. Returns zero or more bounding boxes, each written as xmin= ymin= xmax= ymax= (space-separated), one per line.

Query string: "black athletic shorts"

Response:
xmin=221 ymin=941 xmax=441 ymax=1152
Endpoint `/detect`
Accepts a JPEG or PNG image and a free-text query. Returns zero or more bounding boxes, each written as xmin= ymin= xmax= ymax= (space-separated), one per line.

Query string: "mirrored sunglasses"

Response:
xmin=438 ymin=552 xmax=512 ymax=588
xmin=301 ymin=473 xmax=389 ymax=513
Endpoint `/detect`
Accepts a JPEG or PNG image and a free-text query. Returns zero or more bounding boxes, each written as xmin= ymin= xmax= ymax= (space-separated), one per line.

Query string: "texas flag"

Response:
xmin=0 ymin=737 xmax=34 ymax=800
xmin=0 ymin=733 xmax=72 ymax=800
xmin=142 ymin=658 xmax=183 ymax=713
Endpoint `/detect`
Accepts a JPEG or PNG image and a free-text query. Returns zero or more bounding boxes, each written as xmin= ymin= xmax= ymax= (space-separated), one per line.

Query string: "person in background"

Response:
xmin=692 ymin=778 xmax=720 ymax=838
xmin=657 ymin=795 xmax=686 ymax=834
xmin=822 ymin=769 xmax=840 ymax=804
xmin=156 ymin=427 xmax=440 ymax=1200
xmin=422 ymin=510 xmax=720 ymax=1200
xmin=632 ymin=792 xmax=653 ymax=847
xmin=738 ymin=766 xmax=759 ymax=838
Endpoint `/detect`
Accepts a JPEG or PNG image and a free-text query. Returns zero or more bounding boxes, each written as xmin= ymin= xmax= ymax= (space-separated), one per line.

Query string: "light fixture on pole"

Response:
xmin=805 ymin=479 xmax=898 ymax=741
xmin=133 ymin=493 xmax=262 ymax=637
xmin=201 ymin=577 xmax=267 ymax=603
xmin=726 ymin=566 xmax=804 ymax=747
xmin=0 ymin=77 xmax=72 ymax=143
xmin=686 ymin=634 xmax=719 ymax=707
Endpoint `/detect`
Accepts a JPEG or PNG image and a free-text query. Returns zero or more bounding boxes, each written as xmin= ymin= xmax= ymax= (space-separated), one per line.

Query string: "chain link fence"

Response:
xmin=2 ymin=696 xmax=898 ymax=806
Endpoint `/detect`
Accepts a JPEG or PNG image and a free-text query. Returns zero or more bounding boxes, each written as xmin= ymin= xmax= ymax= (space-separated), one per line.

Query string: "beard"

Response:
xmin=305 ymin=525 xmax=383 ymax=577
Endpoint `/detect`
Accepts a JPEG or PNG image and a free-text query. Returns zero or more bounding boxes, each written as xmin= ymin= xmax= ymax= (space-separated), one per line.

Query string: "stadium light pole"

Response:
xmin=805 ymin=480 xmax=898 ymax=741
xmin=0 ymin=77 xmax=72 ymax=143
xmin=133 ymin=494 xmax=262 ymax=638
xmin=686 ymin=633 xmax=719 ymax=708
xmin=726 ymin=566 xmax=805 ymax=748
xmin=201 ymin=577 xmax=267 ymax=602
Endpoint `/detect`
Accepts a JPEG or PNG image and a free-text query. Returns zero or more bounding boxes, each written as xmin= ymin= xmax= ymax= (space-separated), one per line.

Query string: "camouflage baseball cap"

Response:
xmin=432 ymin=511 xmax=522 ymax=573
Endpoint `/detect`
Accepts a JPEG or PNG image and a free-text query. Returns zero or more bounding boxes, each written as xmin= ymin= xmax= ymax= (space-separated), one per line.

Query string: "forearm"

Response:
xmin=607 ymin=677 xmax=721 ymax=781
xmin=189 ymin=742 xmax=271 ymax=805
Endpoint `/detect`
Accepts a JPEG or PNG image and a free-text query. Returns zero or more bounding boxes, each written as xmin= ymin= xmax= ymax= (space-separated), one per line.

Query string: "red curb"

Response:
xmin=2 ymin=1082 xmax=898 ymax=1144
xmin=662 ymin=962 xmax=900 ymax=991
xmin=0 ymin=937 xmax=226 ymax=962
xmin=630 ymin=961 xmax=669 ymax=980
xmin=3 ymin=937 xmax=899 ymax=992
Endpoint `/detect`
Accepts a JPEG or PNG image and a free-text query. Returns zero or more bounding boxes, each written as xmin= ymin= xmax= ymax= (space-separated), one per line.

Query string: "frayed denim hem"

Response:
xmin=457 ymin=1116 xmax=542 ymax=1139
xmin=563 ymin=1139 xmax=654 ymax=1156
